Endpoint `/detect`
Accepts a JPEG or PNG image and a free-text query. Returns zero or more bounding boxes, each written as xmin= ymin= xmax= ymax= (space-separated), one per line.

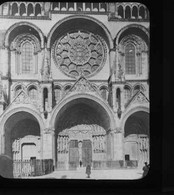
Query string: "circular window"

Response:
xmin=53 ymin=31 xmax=107 ymax=78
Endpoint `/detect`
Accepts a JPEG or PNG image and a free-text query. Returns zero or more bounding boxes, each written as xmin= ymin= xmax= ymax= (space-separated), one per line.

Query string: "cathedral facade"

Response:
xmin=0 ymin=2 xmax=149 ymax=177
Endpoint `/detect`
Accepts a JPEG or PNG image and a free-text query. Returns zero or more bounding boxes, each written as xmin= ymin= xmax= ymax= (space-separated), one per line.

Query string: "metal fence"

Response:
xmin=13 ymin=159 xmax=53 ymax=178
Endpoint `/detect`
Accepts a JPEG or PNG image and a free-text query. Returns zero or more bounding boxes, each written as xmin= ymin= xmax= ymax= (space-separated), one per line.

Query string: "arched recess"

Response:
xmin=50 ymin=94 xmax=116 ymax=168
xmin=4 ymin=22 xmax=45 ymax=48
xmin=0 ymin=107 xmax=44 ymax=160
xmin=115 ymin=24 xmax=149 ymax=46
xmin=50 ymin=94 xmax=116 ymax=130
xmin=121 ymin=107 xmax=149 ymax=167
xmin=47 ymin=15 xmax=113 ymax=49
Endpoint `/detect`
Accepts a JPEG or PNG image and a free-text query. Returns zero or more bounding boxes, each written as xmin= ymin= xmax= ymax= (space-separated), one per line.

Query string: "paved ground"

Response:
xmin=26 ymin=167 xmax=144 ymax=180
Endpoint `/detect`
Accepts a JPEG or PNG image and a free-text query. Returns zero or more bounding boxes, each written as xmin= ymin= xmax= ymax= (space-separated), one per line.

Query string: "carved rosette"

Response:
xmin=53 ymin=31 xmax=107 ymax=78
xmin=135 ymin=93 xmax=148 ymax=104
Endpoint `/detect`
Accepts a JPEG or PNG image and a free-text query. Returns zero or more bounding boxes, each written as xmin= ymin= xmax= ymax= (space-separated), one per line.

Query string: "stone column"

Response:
xmin=109 ymin=49 xmax=116 ymax=76
xmin=42 ymin=128 xmax=55 ymax=161
xmin=112 ymin=128 xmax=124 ymax=161
xmin=112 ymin=85 xmax=117 ymax=112
xmin=106 ymin=130 xmax=112 ymax=161
xmin=2 ymin=47 xmax=9 ymax=77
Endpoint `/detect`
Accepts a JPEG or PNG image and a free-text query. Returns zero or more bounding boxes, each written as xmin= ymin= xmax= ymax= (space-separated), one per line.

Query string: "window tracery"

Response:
xmin=53 ymin=31 xmax=107 ymax=78
xmin=10 ymin=33 xmax=40 ymax=75
xmin=119 ymin=34 xmax=148 ymax=76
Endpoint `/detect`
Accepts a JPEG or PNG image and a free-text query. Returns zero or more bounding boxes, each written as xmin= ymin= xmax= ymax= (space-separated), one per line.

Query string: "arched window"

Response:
xmin=27 ymin=3 xmax=34 ymax=16
xmin=125 ymin=43 xmax=136 ymax=74
xmin=133 ymin=85 xmax=141 ymax=95
xmin=117 ymin=5 xmax=123 ymax=18
xmin=19 ymin=3 xmax=26 ymax=16
xmin=21 ymin=41 xmax=34 ymax=74
xmin=125 ymin=6 xmax=131 ymax=19
xmin=60 ymin=2 xmax=66 ymax=11
xmin=12 ymin=3 xmax=18 ymax=16
xmin=15 ymin=85 xmax=22 ymax=96
xmin=28 ymin=86 xmax=37 ymax=100
xmin=68 ymin=3 xmax=74 ymax=11
xmin=100 ymin=3 xmax=106 ymax=12
xmin=124 ymin=86 xmax=131 ymax=101
xmin=35 ymin=4 xmax=41 ymax=16
xmin=132 ymin=6 xmax=138 ymax=19
xmin=139 ymin=6 xmax=145 ymax=19
xmin=77 ymin=2 xmax=83 ymax=11
xmin=85 ymin=3 xmax=91 ymax=11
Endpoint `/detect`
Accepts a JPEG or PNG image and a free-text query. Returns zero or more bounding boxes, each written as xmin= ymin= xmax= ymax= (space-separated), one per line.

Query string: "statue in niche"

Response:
xmin=12 ymin=140 xmax=16 ymax=152
xmin=41 ymin=44 xmax=51 ymax=81
xmin=45 ymin=98 xmax=49 ymax=112
xmin=96 ymin=136 xmax=100 ymax=152
xmin=63 ymin=137 xmax=65 ymax=152
xmin=66 ymin=137 xmax=69 ymax=153
xmin=99 ymin=136 xmax=102 ymax=152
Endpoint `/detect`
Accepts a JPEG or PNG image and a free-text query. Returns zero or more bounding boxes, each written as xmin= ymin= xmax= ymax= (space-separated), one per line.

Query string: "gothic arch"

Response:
xmin=121 ymin=106 xmax=149 ymax=133
xmin=50 ymin=93 xmax=116 ymax=130
xmin=47 ymin=15 xmax=113 ymax=49
xmin=0 ymin=106 xmax=45 ymax=155
xmin=4 ymin=22 xmax=45 ymax=48
xmin=0 ymin=106 xmax=45 ymax=136
xmin=115 ymin=24 xmax=149 ymax=46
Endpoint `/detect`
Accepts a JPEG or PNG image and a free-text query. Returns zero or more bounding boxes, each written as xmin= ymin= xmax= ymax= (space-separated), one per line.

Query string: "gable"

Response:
xmin=125 ymin=90 xmax=149 ymax=109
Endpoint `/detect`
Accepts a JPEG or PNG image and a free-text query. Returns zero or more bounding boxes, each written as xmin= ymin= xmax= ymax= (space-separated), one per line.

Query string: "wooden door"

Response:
xmin=69 ymin=140 xmax=79 ymax=169
xmin=82 ymin=140 xmax=92 ymax=167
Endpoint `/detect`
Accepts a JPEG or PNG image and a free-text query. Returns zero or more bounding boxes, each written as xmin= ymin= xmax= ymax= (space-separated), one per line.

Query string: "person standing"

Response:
xmin=142 ymin=162 xmax=149 ymax=177
xmin=86 ymin=164 xmax=91 ymax=178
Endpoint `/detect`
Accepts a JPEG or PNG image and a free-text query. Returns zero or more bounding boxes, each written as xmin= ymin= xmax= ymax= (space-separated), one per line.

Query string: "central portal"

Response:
xmin=69 ymin=139 xmax=92 ymax=168
xmin=54 ymin=97 xmax=112 ymax=170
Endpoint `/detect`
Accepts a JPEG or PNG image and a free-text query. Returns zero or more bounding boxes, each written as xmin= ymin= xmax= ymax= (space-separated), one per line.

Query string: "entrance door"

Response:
xmin=82 ymin=140 xmax=92 ymax=167
xmin=69 ymin=140 xmax=79 ymax=169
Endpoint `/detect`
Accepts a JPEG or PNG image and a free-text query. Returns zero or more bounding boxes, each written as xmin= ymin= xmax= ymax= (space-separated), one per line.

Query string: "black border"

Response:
xmin=0 ymin=0 xmax=163 ymax=195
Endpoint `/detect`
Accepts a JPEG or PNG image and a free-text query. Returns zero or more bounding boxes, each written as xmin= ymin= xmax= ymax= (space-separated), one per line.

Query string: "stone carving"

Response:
xmin=57 ymin=135 xmax=69 ymax=153
xmin=70 ymin=77 xmax=95 ymax=93
xmin=93 ymin=135 xmax=106 ymax=153
xmin=41 ymin=46 xmax=51 ymax=81
xmin=136 ymin=92 xmax=148 ymax=103
xmin=117 ymin=62 xmax=124 ymax=81
xmin=44 ymin=128 xmax=54 ymax=134
xmin=14 ymin=90 xmax=31 ymax=104
xmin=125 ymin=91 xmax=149 ymax=109
xmin=139 ymin=136 xmax=149 ymax=163
xmin=53 ymin=31 xmax=107 ymax=78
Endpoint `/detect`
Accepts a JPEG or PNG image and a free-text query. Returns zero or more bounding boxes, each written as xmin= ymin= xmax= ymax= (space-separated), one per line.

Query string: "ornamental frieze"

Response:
xmin=53 ymin=30 xmax=107 ymax=78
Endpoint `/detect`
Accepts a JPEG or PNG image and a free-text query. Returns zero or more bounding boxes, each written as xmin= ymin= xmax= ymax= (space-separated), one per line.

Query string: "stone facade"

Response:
xmin=0 ymin=2 xmax=149 ymax=173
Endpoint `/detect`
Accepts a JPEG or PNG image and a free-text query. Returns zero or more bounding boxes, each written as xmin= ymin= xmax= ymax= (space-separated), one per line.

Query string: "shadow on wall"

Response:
xmin=0 ymin=155 xmax=13 ymax=178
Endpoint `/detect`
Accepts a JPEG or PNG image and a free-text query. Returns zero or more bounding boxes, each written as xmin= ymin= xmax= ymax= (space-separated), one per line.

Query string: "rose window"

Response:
xmin=53 ymin=31 xmax=107 ymax=78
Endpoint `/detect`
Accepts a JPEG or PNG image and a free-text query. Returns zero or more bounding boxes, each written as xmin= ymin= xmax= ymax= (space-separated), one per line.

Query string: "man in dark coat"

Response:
xmin=142 ymin=162 xmax=149 ymax=178
xmin=86 ymin=164 xmax=91 ymax=178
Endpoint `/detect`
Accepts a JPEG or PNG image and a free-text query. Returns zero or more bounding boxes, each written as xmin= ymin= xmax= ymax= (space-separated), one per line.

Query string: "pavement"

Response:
xmin=25 ymin=167 xmax=144 ymax=180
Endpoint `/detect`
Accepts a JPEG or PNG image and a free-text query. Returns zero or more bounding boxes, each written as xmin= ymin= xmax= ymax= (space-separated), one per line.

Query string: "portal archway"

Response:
xmin=51 ymin=95 xmax=116 ymax=170
xmin=124 ymin=111 xmax=149 ymax=167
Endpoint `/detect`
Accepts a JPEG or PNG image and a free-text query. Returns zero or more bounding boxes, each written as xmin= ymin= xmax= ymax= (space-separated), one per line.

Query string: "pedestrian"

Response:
xmin=142 ymin=162 xmax=149 ymax=177
xmin=86 ymin=164 xmax=91 ymax=178
xmin=79 ymin=160 xmax=82 ymax=167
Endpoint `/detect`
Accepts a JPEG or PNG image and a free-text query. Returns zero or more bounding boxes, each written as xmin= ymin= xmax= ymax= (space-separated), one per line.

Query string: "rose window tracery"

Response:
xmin=53 ymin=31 xmax=107 ymax=78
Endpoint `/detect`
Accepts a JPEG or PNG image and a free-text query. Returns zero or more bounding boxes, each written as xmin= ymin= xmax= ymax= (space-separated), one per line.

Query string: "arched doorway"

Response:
xmin=53 ymin=97 xmax=115 ymax=170
xmin=3 ymin=111 xmax=41 ymax=177
xmin=124 ymin=111 xmax=149 ymax=167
